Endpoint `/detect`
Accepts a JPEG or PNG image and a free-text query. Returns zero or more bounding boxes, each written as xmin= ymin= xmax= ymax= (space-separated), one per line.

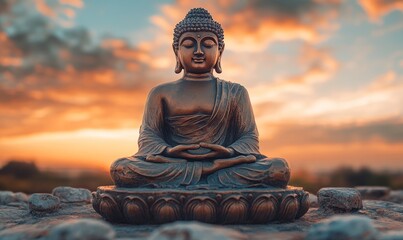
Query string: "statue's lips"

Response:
xmin=192 ymin=58 xmax=205 ymax=63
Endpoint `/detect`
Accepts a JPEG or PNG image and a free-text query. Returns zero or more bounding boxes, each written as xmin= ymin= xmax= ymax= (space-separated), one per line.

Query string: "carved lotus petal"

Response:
xmin=296 ymin=192 xmax=310 ymax=219
xmin=123 ymin=196 xmax=149 ymax=224
xmin=278 ymin=194 xmax=299 ymax=222
xmin=220 ymin=195 xmax=248 ymax=224
xmin=250 ymin=194 xmax=278 ymax=223
xmin=151 ymin=197 xmax=181 ymax=223
xmin=98 ymin=194 xmax=123 ymax=222
xmin=185 ymin=197 xmax=217 ymax=223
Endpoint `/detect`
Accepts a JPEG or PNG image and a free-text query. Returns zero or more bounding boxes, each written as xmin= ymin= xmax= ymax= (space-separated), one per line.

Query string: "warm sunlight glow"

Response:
xmin=0 ymin=0 xmax=402 ymax=173
xmin=0 ymin=129 xmax=140 ymax=171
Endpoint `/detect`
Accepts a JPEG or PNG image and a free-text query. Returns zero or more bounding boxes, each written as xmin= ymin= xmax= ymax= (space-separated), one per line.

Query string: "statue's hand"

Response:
xmin=165 ymin=144 xmax=202 ymax=159
xmin=199 ymin=142 xmax=235 ymax=159
xmin=146 ymin=155 xmax=186 ymax=163
xmin=202 ymin=155 xmax=256 ymax=175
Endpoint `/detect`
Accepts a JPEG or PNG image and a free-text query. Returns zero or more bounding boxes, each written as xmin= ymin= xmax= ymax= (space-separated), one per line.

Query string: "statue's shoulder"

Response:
xmin=148 ymin=80 xmax=180 ymax=98
xmin=217 ymin=78 xmax=247 ymax=93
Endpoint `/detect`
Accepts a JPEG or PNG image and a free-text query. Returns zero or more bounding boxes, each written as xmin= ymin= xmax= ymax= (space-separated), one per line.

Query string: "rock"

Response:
xmin=309 ymin=193 xmax=319 ymax=208
xmin=47 ymin=218 xmax=115 ymax=240
xmin=363 ymin=200 xmax=403 ymax=222
xmin=14 ymin=192 xmax=28 ymax=202
xmin=52 ymin=186 xmax=92 ymax=203
xmin=0 ymin=191 xmax=16 ymax=205
xmin=356 ymin=186 xmax=390 ymax=200
xmin=1 ymin=188 xmax=402 ymax=240
xmin=305 ymin=215 xmax=380 ymax=240
xmin=28 ymin=193 xmax=60 ymax=213
xmin=381 ymin=230 xmax=403 ymax=240
xmin=382 ymin=190 xmax=403 ymax=204
xmin=148 ymin=221 xmax=246 ymax=240
xmin=318 ymin=187 xmax=363 ymax=213
xmin=0 ymin=224 xmax=47 ymax=240
xmin=0 ymin=191 xmax=28 ymax=206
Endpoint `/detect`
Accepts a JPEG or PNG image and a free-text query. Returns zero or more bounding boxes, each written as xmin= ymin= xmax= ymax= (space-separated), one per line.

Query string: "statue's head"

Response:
xmin=173 ymin=8 xmax=225 ymax=74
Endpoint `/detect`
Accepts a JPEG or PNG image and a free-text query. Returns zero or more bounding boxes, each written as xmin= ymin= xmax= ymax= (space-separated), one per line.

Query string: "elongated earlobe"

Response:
xmin=173 ymin=44 xmax=183 ymax=74
xmin=214 ymin=57 xmax=222 ymax=73
xmin=175 ymin=58 xmax=183 ymax=74
xmin=214 ymin=43 xmax=225 ymax=74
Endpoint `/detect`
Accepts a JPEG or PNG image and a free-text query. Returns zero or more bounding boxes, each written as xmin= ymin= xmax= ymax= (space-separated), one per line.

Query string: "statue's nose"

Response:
xmin=194 ymin=43 xmax=204 ymax=55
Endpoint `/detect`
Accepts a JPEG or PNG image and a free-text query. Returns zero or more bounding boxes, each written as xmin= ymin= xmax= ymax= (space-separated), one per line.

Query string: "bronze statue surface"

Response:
xmin=93 ymin=8 xmax=309 ymax=224
xmin=110 ymin=8 xmax=290 ymax=189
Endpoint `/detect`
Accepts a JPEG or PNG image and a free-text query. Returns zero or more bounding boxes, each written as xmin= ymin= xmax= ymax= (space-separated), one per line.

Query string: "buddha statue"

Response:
xmin=110 ymin=8 xmax=290 ymax=189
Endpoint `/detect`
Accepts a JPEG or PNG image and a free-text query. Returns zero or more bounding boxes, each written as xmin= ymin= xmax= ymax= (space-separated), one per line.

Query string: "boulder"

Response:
xmin=14 ymin=192 xmax=28 ymax=202
xmin=47 ymin=218 xmax=115 ymax=240
xmin=0 ymin=191 xmax=16 ymax=205
xmin=356 ymin=186 xmax=390 ymax=200
xmin=52 ymin=186 xmax=92 ymax=203
xmin=148 ymin=221 xmax=246 ymax=240
xmin=382 ymin=190 xmax=403 ymax=204
xmin=381 ymin=230 xmax=403 ymax=240
xmin=305 ymin=215 xmax=380 ymax=240
xmin=318 ymin=188 xmax=363 ymax=213
xmin=28 ymin=193 xmax=60 ymax=213
xmin=0 ymin=224 xmax=46 ymax=240
xmin=309 ymin=193 xmax=319 ymax=208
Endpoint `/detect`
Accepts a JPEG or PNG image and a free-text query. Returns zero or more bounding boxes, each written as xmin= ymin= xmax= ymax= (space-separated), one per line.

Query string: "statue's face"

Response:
xmin=177 ymin=31 xmax=220 ymax=74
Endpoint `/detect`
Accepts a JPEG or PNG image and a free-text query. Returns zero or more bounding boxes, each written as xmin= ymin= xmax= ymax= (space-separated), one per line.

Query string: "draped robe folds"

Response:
xmin=111 ymin=79 xmax=289 ymax=188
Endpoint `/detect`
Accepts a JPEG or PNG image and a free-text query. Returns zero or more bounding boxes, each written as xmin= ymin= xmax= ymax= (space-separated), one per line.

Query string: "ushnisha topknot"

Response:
xmin=173 ymin=8 xmax=224 ymax=51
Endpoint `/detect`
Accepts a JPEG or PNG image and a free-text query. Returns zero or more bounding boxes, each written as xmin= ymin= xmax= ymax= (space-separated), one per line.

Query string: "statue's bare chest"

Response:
xmin=163 ymin=80 xmax=216 ymax=117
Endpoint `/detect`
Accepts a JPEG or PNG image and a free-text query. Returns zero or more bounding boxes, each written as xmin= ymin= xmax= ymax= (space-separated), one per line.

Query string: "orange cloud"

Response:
xmin=59 ymin=0 xmax=84 ymax=8
xmin=248 ymin=45 xmax=339 ymax=113
xmin=33 ymin=0 xmax=84 ymax=27
xmin=1 ymin=0 xmax=402 ymax=173
xmin=152 ymin=0 xmax=341 ymax=51
xmin=35 ymin=0 xmax=57 ymax=18
xmin=280 ymin=45 xmax=339 ymax=86
xmin=258 ymin=119 xmax=403 ymax=172
xmin=0 ymin=0 xmax=165 ymax=138
xmin=264 ymin=141 xmax=403 ymax=172
xmin=359 ymin=0 xmax=403 ymax=22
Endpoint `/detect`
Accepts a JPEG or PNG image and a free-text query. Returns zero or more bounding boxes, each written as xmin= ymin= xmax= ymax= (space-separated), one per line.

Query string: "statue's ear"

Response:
xmin=173 ymin=44 xmax=183 ymax=74
xmin=214 ymin=43 xmax=225 ymax=74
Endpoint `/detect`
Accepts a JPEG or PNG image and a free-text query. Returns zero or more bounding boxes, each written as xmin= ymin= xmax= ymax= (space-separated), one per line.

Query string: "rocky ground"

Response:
xmin=0 ymin=186 xmax=402 ymax=240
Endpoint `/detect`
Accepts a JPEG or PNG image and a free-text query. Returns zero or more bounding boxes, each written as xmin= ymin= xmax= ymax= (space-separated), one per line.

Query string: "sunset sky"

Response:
xmin=0 ymin=0 xmax=402 ymax=173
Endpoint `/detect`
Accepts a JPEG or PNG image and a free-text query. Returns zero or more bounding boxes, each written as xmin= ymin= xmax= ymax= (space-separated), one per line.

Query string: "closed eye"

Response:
xmin=203 ymin=39 xmax=215 ymax=48
xmin=181 ymin=39 xmax=194 ymax=48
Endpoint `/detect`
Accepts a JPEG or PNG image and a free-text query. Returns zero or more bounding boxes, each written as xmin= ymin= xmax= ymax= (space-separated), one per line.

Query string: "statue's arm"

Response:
xmin=136 ymin=86 xmax=171 ymax=157
xmin=227 ymin=86 xmax=260 ymax=156
xmin=137 ymin=87 xmax=199 ymax=161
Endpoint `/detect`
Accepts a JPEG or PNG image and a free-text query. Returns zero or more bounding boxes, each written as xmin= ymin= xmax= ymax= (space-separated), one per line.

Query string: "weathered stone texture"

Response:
xmin=380 ymin=230 xmax=403 ymax=240
xmin=306 ymin=215 xmax=379 ymax=240
xmin=0 ymin=187 xmax=402 ymax=240
xmin=318 ymin=188 xmax=363 ymax=213
xmin=0 ymin=191 xmax=16 ymax=205
xmin=28 ymin=193 xmax=60 ymax=213
xmin=309 ymin=193 xmax=319 ymax=208
xmin=356 ymin=186 xmax=391 ymax=200
xmin=48 ymin=218 xmax=115 ymax=240
xmin=52 ymin=186 xmax=92 ymax=203
xmin=148 ymin=221 xmax=246 ymax=240
xmin=383 ymin=190 xmax=403 ymax=204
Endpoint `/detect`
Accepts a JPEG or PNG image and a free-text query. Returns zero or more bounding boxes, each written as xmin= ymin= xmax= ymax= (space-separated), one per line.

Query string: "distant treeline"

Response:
xmin=290 ymin=167 xmax=403 ymax=193
xmin=0 ymin=160 xmax=402 ymax=194
xmin=0 ymin=160 xmax=112 ymax=193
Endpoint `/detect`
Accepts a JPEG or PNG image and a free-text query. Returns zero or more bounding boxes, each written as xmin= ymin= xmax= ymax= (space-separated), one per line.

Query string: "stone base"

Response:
xmin=92 ymin=185 xmax=309 ymax=224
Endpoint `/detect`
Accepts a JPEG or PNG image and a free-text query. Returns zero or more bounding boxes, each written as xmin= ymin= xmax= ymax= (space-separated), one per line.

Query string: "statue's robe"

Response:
xmin=111 ymin=79 xmax=290 ymax=188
